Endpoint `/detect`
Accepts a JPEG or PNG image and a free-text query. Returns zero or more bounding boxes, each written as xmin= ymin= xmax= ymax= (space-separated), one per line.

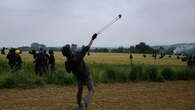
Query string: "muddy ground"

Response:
xmin=0 ymin=81 xmax=195 ymax=110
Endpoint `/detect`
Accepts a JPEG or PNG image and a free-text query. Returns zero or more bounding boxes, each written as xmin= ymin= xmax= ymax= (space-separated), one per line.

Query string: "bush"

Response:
xmin=177 ymin=68 xmax=194 ymax=80
xmin=117 ymin=72 xmax=129 ymax=82
xmin=91 ymin=71 xmax=103 ymax=84
xmin=46 ymin=70 xmax=76 ymax=85
xmin=130 ymin=64 xmax=144 ymax=81
xmin=145 ymin=66 xmax=158 ymax=81
xmin=129 ymin=69 xmax=137 ymax=81
xmin=0 ymin=59 xmax=9 ymax=73
xmin=156 ymin=73 xmax=165 ymax=82
xmin=161 ymin=67 xmax=175 ymax=80
xmin=2 ymin=76 xmax=16 ymax=88
xmin=104 ymin=69 xmax=117 ymax=81
xmin=0 ymin=59 xmax=195 ymax=88
xmin=0 ymin=72 xmax=45 ymax=88
xmin=101 ymin=68 xmax=129 ymax=83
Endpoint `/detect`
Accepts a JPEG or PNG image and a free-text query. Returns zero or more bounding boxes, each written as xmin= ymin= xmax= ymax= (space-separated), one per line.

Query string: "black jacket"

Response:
xmin=65 ymin=46 xmax=90 ymax=82
xmin=49 ymin=54 xmax=55 ymax=65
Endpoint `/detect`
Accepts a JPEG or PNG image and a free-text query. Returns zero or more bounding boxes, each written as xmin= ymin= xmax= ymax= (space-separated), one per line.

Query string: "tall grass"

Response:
xmin=0 ymin=53 xmax=195 ymax=88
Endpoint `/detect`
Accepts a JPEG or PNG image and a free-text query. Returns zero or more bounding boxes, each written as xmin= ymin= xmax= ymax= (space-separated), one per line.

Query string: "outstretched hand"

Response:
xmin=92 ymin=33 xmax=97 ymax=40
xmin=88 ymin=33 xmax=97 ymax=47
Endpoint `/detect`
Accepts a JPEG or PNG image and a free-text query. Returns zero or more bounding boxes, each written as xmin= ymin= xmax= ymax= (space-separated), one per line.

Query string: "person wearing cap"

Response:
xmin=14 ymin=49 xmax=22 ymax=71
xmin=6 ymin=49 xmax=22 ymax=71
xmin=62 ymin=33 xmax=97 ymax=110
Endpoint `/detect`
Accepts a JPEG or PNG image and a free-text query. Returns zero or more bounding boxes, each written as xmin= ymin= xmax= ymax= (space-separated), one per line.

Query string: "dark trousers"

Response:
xmin=77 ymin=75 xmax=94 ymax=109
xmin=50 ymin=64 xmax=55 ymax=72
xmin=35 ymin=64 xmax=47 ymax=76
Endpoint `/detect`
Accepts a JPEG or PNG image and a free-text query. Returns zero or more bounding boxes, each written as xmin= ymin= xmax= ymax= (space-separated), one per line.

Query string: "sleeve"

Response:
xmin=65 ymin=61 xmax=72 ymax=73
xmin=80 ymin=46 xmax=90 ymax=58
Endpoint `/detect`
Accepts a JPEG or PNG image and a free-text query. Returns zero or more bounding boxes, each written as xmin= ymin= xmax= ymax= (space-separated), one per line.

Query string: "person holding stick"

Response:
xmin=61 ymin=14 xmax=122 ymax=110
xmin=62 ymin=33 xmax=97 ymax=110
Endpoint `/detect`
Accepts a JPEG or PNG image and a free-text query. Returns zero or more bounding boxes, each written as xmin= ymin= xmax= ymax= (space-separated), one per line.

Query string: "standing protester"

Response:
xmin=29 ymin=50 xmax=37 ymax=60
xmin=14 ymin=49 xmax=22 ymax=71
xmin=6 ymin=48 xmax=22 ymax=71
xmin=36 ymin=48 xmax=47 ymax=76
xmin=1 ymin=47 xmax=5 ymax=55
xmin=187 ymin=55 xmax=193 ymax=69
xmin=49 ymin=50 xmax=55 ymax=72
xmin=129 ymin=53 xmax=133 ymax=65
xmin=152 ymin=50 xmax=157 ymax=59
xmin=143 ymin=54 xmax=146 ymax=58
xmin=129 ymin=53 xmax=133 ymax=59
xmin=7 ymin=48 xmax=16 ymax=70
xmin=44 ymin=50 xmax=50 ymax=71
xmin=193 ymin=55 xmax=195 ymax=63
xmin=62 ymin=33 xmax=97 ymax=110
xmin=29 ymin=49 xmax=48 ymax=75
xmin=193 ymin=55 xmax=195 ymax=67
xmin=29 ymin=50 xmax=39 ymax=74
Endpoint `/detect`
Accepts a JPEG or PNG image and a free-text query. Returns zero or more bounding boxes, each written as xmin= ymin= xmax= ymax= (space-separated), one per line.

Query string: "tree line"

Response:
xmin=10 ymin=42 xmax=167 ymax=54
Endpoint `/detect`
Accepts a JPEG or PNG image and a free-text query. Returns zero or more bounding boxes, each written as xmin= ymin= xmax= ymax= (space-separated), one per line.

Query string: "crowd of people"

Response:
xmin=29 ymin=48 xmax=55 ymax=75
xmin=0 ymin=32 xmax=194 ymax=110
xmin=0 ymin=47 xmax=55 ymax=74
xmin=129 ymin=53 xmax=195 ymax=69
xmin=0 ymin=33 xmax=97 ymax=110
xmin=6 ymin=48 xmax=22 ymax=71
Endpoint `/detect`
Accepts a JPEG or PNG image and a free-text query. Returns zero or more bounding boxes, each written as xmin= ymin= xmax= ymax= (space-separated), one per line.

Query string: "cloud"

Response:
xmin=0 ymin=0 xmax=194 ymax=47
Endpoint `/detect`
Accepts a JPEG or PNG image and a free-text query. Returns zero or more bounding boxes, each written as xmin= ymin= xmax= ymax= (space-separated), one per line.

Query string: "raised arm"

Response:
xmin=80 ymin=33 xmax=97 ymax=58
xmin=88 ymin=33 xmax=97 ymax=47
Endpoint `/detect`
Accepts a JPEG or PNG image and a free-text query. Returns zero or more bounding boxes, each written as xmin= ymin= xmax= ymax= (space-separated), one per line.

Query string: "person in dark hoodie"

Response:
xmin=36 ymin=48 xmax=47 ymax=76
xmin=14 ymin=49 xmax=22 ymax=71
xmin=1 ymin=47 xmax=5 ymax=55
xmin=6 ymin=49 xmax=22 ymax=71
xmin=62 ymin=33 xmax=97 ymax=110
xmin=43 ymin=50 xmax=49 ymax=72
xmin=187 ymin=55 xmax=193 ymax=69
xmin=49 ymin=50 xmax=55 ymax=72
xmin=29 ymin=50 xmax=39 ymax=74
xmin=6 ymin=48 xmax=16 ymax=70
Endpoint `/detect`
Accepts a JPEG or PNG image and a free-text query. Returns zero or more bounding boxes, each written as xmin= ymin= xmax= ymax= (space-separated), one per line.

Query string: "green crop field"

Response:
xmin=0 ymin=52 xmax=194 ymax=88
xmin=1 ymin=51 xmax=187 ymax=65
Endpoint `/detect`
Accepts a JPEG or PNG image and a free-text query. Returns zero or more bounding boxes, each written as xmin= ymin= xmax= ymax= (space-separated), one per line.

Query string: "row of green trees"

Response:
xmin=15 ymin=42 xmax=163 ymax=54
xmin=92 ymin=42 xmax=158 ymax=53
xmin=129 ymin=42 xmax=154 ymax=53
xmin=18 ymin=43 xmax=77 ymax=51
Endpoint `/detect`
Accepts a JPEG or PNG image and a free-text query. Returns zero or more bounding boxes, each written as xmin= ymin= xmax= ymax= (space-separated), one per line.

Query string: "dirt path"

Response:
xmin=0 ymin=81 xmax=195 ymax=110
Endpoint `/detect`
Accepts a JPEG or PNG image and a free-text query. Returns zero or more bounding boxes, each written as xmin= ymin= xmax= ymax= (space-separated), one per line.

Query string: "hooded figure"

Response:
xmin=49 ymin=50 xmax=55 ymax=72
xmin=6 ymin=48 xmax=22 ymax=71
xmin=6 ymin=48 xmax=16 ymax=70
xmin=187 ymin=55 xmax=193 ymax=69
xmin=43 ymin=50 xmax=49 ymax=71
xmin=32 ymin=48 xmax=47 ymax=76
xmin=62 ymin=33 xmax=97 ymax=110
xmin=29 ymin=50 xmax=39 ymax=74
xmin=1 ymin=47 xmax=5 ymax=55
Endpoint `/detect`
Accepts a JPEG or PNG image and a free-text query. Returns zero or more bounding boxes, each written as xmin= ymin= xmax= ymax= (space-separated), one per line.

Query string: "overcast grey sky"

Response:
xmin=0 ymin=0 xmax=195 ymax=47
